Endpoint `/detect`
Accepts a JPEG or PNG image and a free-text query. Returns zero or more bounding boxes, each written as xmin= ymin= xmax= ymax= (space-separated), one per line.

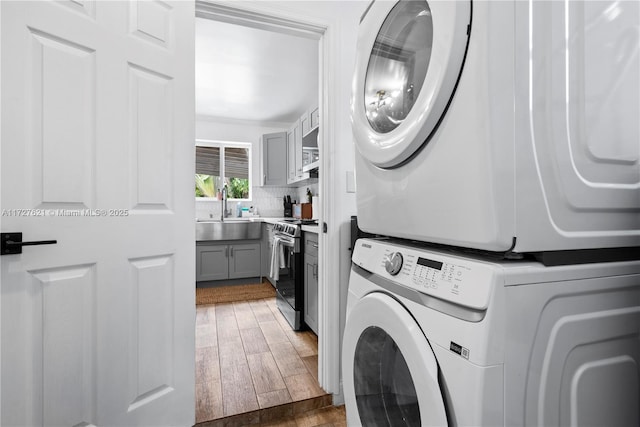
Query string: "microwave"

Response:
xmin=302 ymin=147 xmax=319 ymax=167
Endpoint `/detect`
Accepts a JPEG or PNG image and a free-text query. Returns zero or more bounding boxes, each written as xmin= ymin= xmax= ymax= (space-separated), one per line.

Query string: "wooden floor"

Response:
xmin=196 ymin=296 xmax=343 ymax=425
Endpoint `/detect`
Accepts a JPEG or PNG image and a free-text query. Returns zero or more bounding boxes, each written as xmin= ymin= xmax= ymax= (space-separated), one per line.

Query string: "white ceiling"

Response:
xmin=195 ymin=17 xmax=319 ymax=125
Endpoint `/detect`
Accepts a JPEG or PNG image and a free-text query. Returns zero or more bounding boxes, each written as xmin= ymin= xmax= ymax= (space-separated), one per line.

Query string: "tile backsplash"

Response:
xmin=195 ymin=184 xmax=319 ymax=220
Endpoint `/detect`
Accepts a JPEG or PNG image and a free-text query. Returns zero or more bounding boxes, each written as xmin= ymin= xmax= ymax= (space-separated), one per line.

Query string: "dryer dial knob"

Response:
xmin=384 ymin=252 xmax=403 ymax=276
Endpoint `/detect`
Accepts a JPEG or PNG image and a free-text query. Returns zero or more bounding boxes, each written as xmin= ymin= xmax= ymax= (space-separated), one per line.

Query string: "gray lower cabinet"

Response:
xmin=304 ymin=232 xmax=319 ymax=334
xmin=196 ymin=241 xmax=261 ymax=282
xmin=229 ymin=243 xmax=261 ymax=278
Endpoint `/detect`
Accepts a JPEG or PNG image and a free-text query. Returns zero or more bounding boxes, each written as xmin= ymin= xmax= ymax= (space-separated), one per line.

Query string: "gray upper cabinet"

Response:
xmin=287 ymin=106 xmax=319 ymax=184
xmin=301 ymin=106 xmax=319 ymax=137
xmin=287 ymin=122 xmax=303 ymax=184
xmin=262 ymin=132 xmax=287 ymax=186
xmin=310 ymin=107 xmax=319 ymax=131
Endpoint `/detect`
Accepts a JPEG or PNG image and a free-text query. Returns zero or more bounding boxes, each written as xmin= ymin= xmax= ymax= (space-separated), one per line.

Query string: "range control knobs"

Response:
xmin=384 ymin=252 xmax=404 ymax=276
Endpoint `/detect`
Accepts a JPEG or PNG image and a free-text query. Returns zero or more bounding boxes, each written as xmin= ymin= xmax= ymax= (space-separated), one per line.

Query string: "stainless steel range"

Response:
xmin=271 ymin=221 xmax=304 ymax=330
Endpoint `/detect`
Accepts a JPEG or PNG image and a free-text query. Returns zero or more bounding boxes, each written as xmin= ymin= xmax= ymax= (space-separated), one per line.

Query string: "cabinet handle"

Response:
xmin=225 ymin=246 xmax=229 ymax=257
xmin=313 ymin=264 xmax=318 ymax=278
xmin=230 ymin=246 xmax=234 ymax=257
xmin=310 ymin=243 xmax=318 ymax=249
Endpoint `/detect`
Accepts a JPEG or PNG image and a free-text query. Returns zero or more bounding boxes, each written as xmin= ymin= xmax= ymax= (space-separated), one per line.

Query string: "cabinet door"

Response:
xmin=287 ymin=127 xmax=297 ymax=184
xmin=262 ymin=132 xmax=288 ymax=186
xmin=310 ymin=107 xmax=320 ymax=131
xmin=197 ymin=244 xmax=229 ymax=281
xmin=229 ymin=242 xmax=261 ymax=279
xmin=304 ymin=252 xmax=319 ymax=334
xmin=294 ymin=123 xmax=303 ymax=180
xmin=301 ymin=110 xmax=311 ymax=136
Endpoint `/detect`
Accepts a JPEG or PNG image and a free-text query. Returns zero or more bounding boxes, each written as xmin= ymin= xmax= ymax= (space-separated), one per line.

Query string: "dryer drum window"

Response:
xmin=364 ymin=0 xmax=433 ymax=134
xmin=353 ymin=326 xmax=421 ymax=425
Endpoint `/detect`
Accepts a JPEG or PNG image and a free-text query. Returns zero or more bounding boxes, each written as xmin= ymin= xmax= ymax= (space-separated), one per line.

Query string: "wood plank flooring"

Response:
xmin=196 ymin=296 xmax=339 ymax=425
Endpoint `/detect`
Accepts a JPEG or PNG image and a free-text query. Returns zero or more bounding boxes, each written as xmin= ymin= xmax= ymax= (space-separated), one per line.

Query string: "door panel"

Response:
xmin=30 ymin=28 xmax=96 ymax=208
xmin=130 ymin=1 xmax=173 ymax=48
xmin=1 ymin=1 xmax=195 ymax=426
xmin=39 ymin=265 xmax=96 ymax=427
xmin=128 ymin=255 xmax=175 ymax=411
xmin=129 ymin=64 xmax=175 ymax=210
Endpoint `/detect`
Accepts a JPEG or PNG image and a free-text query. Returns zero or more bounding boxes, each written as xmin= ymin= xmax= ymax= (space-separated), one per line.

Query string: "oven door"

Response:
xmin=274 ymin=235 xmax=303 ymax=330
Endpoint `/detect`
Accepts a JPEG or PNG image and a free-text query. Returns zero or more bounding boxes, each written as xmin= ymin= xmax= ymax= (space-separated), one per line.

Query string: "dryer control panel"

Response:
xmin=352 ymin=238 xmax=497 ymax=310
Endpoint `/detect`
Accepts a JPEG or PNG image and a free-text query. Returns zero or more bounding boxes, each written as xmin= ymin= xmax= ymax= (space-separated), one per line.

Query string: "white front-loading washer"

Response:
xmin=343 ymin=238 xmax=640 ymax=426
xmin=351 ymin=0 xmax=640 ymax=253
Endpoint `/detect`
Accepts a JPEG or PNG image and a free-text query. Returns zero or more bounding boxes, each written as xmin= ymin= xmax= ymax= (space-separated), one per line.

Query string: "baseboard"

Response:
xmin=332 ymin=380 xmax=344 ymax=406
xmin=196 ymin=276 xmax=263 ymax=288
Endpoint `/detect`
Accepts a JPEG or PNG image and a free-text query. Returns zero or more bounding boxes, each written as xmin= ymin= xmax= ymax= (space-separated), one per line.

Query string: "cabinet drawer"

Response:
xmin=304 ymin=233 xmax=318 ymax=256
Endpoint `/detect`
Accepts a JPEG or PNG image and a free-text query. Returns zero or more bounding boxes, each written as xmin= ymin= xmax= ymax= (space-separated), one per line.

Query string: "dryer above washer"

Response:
xmin=351 ymin=0 xmax=640 ymax=255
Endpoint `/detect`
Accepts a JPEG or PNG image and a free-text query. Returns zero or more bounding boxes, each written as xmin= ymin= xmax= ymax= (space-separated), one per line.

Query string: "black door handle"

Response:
xmin=1 ymin=232 xmax=57 ymax=255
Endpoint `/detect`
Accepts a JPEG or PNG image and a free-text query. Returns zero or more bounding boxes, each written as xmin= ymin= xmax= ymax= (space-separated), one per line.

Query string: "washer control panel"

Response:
xmin=352 ymin=239 xmax=496 ymax=310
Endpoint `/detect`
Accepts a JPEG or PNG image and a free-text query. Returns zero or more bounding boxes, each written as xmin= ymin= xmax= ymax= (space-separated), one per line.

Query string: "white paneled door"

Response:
xmin=1 ymin=1 xmax=195 ymax=426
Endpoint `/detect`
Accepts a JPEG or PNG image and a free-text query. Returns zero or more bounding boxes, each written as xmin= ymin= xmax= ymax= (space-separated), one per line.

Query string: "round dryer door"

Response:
xmin=351 ymin=0 xmax=471 ymax=168
xmin=343 ymin=292 xmax=447 ymax=426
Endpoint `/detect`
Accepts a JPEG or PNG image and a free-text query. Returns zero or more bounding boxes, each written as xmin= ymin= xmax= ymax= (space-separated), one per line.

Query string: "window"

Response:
xmin=195 ymin=140 xmax=251 ymax=200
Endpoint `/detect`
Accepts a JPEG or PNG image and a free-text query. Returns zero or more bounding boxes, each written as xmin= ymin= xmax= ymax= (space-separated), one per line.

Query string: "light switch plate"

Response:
xmin=346 ymin=171 xmax=356 ymax=193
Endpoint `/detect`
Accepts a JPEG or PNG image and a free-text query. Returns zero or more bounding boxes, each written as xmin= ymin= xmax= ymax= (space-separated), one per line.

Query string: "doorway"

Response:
xmin=193 ymin=1 xmax=328 ymax=423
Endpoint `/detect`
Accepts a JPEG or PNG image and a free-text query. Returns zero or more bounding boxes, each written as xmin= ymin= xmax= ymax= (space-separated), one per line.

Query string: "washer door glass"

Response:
xmin=364 ymin=1 xmax=433 ymax=134
xmin=354 ymin=326 xmax=420 ymax=426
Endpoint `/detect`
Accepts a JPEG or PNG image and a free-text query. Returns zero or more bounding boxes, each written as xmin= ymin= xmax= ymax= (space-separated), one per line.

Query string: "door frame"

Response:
xmin=0 ymin=3 xmax=3 ymax=420
xmin=194 ymin=0 xmax=341 ymax=396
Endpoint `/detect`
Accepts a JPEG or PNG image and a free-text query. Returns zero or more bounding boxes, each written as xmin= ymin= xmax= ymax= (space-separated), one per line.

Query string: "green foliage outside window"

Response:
xmin=228 ymin=178 xmax=249 ymax=199
xmin=195 ymin=174 xmax=216 ymax=198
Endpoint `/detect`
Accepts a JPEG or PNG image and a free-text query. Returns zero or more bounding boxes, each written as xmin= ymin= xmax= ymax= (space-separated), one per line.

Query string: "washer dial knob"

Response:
xmin=384 ymin=252 xmax=403 ymax=276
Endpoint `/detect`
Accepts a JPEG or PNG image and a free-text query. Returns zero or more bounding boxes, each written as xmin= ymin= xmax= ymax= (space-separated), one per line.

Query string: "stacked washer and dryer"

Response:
xmin=343 ymin=1 xmax=640 ymax=426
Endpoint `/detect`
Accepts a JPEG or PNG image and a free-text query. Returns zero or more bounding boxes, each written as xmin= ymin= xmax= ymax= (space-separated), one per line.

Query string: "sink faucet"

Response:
xmin=221 ymin=185 xmax=228 ymax=221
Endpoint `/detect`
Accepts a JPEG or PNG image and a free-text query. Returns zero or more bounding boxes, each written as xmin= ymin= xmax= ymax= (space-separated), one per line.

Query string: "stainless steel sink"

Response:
xmin=196 ymin=220 xmax=262 ymax=241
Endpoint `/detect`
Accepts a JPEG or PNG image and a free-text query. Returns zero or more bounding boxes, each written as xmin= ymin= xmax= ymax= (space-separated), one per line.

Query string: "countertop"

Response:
xmin=196 ymin=217 xmax=319 ymax=233
xmin=302 ymin=224 xmax=319 ymax=233
xmin=197 ymin=217 xmax=283 ymax=224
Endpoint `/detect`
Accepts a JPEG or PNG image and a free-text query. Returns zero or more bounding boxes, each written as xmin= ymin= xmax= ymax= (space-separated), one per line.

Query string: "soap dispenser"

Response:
xmin=236 ymin=202 xmax=242 ymax=217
